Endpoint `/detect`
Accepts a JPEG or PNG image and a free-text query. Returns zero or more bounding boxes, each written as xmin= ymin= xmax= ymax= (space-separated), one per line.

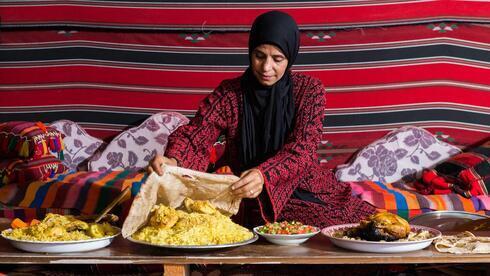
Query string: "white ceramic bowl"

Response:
xmin=253 ymin=226 xmax=320 ymax=246
xmin=1 ymin=228 xmax=120 ymax=253
xmin=322 ymin=223 xmax=441 ymax=253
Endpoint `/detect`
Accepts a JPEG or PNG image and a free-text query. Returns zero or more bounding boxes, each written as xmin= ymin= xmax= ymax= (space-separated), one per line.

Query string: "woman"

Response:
xmin=149 ymin=11 xmax=375 ymax=228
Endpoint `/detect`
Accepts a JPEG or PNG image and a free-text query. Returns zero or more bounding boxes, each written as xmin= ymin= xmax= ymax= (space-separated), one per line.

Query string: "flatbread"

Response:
xmin=122 ymin=165 xmax=240 ymax=238
xmin=434 ymin=231 xmax=490 ymax=254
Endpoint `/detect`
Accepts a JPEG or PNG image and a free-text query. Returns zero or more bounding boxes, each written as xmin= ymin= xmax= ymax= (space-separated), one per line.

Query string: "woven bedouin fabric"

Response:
xmin=0 ymin=121 xmax=64 ymax=159
xmin=415 ymin=141 xmax=490 ymax=198
xmin=0 ymin=155 xmax=68 ymax=185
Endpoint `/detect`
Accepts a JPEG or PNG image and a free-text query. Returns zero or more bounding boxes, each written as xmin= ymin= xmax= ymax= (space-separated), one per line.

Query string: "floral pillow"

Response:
xmin=335 ymin=126 xmax=461 ymax=183
xmin=50 ymin=120 xmax=106 ymax=171
xmin=88 ymin=112 xmax=189 ymax=172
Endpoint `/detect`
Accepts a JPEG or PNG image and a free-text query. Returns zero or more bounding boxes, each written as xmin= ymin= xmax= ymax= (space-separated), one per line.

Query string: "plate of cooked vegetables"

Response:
xmin=1 ymin=214 xmax=120 ymax=253
xmin=253 ymin=221 xmax=320 ymax=245
xmin=322 ymin=212 xmax=441 ymax=253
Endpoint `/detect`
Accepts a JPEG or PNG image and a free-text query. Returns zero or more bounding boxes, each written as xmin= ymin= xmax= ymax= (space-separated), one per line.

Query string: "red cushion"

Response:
xmin=415 ymin=140 xmax=490 ymax=198
xmin=0 ymin=155 xmax=68 ymax=185
xmin=0 ymin=121 xmax=64 ymax=159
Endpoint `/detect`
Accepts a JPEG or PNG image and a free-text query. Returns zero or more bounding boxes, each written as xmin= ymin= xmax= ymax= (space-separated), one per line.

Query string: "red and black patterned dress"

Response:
xmin=165 ymin=72 xmax=375 ymax=228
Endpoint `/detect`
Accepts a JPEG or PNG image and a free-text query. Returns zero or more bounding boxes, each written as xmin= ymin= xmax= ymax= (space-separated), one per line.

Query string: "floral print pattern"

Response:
xmin=50 ymin=120 xmax=106 ymax=171
xmin=335 ymin=126 xmax=461 ymax=183
xmin=88 ymin=112 xmax=189 ymax=172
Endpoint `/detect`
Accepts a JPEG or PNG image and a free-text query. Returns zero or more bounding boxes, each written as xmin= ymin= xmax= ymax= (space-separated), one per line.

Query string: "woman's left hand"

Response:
xmin=231 ymin=168 xmax=264 ymax=199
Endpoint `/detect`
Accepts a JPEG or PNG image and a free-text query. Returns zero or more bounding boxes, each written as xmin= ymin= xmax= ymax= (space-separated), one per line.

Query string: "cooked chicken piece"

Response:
xmin=184 ymin=198 xmax=217 ymax=214
xmin=348 ymin=212 xmax=411 ymax=241
xmin=149 ymin=205 xmax=179 ymax=229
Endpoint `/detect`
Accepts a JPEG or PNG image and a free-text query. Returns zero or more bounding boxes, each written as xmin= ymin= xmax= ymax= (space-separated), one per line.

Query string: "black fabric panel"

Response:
xmin=434 ymin=162 xmax=466 ymax=178
xmin=2 ymin=44 xmax=490 ymax=65
xmin=323 ymin=109 xmax=490 ymax=127
xmin=0 ymin=111 xmax=151 ymax=127
xmin=2 ymin=108 xmax=488 ymax=129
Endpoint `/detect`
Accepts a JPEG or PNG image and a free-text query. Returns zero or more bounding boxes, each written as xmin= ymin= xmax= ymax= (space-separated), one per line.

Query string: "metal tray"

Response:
xmin=409 ymin=211 xmax=489 ymax=233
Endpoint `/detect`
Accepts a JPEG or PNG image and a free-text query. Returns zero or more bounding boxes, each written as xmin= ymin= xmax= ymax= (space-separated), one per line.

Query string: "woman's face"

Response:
xmin=251 ymin=44 xmax=288 ymax=86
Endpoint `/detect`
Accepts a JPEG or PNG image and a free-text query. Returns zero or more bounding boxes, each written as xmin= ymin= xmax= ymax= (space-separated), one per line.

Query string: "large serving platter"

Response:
xmin=322 ymin=223 xmax=441 ymax=253
xmin=1 ymin=227 xmax=120 ymax=253
xmin=127 ymin=233 xmax=258 ymax=251
xmin=409 ymin=211 xmax=489 ymax=232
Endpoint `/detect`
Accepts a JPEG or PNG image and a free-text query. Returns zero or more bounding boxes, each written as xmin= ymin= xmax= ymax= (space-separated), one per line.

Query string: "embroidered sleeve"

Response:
xmin=165 ymin=83 xmax=229 ymax=172
xmin=257 ymin=79 xmax=326 ymax=221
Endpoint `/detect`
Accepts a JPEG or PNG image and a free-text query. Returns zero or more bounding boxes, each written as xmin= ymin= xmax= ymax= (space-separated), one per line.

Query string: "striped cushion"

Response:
xmin=350 ymin=181 xmax=490 ymax=220
xmin=1 ymin=170 xmax=489 ymax=222
xmin=0 ymin=121 xmax=64 ymax=159
xmin=1 ymin=0 xmax=490 ymax=30
xmin=0 ymin=171 xmax=146 ymax=221
xmin=1 ymin=23 xmax=489 ymax=168
xmin=0 ymin=155 xmax=68 ymax=185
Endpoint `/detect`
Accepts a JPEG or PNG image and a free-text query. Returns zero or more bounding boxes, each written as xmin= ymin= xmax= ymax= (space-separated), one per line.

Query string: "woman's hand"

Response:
xmin=147 ymin=155 xmax=178 ymax=176
xmin=231 ymin=168 xmax=264 ymax=199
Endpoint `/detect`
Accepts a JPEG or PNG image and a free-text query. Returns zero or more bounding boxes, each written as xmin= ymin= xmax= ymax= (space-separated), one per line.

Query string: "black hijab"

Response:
xmin=240 ymin=11 xmax=300 ymax=170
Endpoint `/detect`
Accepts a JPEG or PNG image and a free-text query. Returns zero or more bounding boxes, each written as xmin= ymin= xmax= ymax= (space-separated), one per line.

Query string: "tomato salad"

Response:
xmin=256 ymin=221 xmax=317 ymax=235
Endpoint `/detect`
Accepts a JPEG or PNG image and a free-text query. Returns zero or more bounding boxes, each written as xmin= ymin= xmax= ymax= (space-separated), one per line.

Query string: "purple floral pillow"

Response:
xmin=88 ymin=112 xmax=189 ymax=172
xmin=335 ymin=126 xmax=461 ymax=183
xmin=50 ymin=120 xmax=106 ymax=171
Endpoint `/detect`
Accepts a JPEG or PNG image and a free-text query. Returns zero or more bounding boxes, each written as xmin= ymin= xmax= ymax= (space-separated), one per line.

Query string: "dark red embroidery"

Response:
xmin=166 ymin=72 xmax=375 ymax=227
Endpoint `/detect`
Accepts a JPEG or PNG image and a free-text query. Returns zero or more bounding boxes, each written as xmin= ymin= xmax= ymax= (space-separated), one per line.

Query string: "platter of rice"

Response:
xmin=126 ymin=199 xmax=257 ymax=250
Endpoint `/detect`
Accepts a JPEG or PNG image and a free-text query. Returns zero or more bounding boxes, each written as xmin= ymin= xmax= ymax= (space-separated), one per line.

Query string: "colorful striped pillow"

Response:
xmin=0 ymin=155 xmax=68 ymax=185
xmin=0 ymin=121 xmax=64 ymax=159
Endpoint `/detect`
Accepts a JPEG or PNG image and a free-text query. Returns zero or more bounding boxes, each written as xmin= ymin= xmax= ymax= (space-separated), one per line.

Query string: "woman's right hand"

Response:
xmin=147 ymin=155 xmax=178 ymax=176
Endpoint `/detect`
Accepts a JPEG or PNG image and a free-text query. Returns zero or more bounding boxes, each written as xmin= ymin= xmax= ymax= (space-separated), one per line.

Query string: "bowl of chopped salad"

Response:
xmin=253 ymin=221 xmax=320 ymax=246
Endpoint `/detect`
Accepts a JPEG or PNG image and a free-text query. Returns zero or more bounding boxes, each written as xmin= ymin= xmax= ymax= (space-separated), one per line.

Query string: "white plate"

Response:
xmin=253 ymin=226 xmax=320 ymax=246
xmin=127 ymin=233 xmax=258 ymax=251
xmin=1 ymin=228 xmax=120 ymax=253
xmin=322 ymin=223 xmax=441 ymax=253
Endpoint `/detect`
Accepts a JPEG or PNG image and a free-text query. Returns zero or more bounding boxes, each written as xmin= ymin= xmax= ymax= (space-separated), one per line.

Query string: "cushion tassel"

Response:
xmin=52 ymin=137 xmax=59 ymax=152
xmin=49 ymin=138 xmax=55 ymax=153
xmin=19 ymin=140 xmax=30 ymax=158
xmin=41 ymin=140 xmax=48 ymax=155
xmin=59 ymin=135 xmax=65 ymax=150
xmin=49 ymin=169 xmax=55 ymax=178
xmin=7 ymin=137 xmax=17 ymax=152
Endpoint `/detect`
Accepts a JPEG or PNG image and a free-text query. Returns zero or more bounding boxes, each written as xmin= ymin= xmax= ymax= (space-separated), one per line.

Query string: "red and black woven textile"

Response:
xmin=2 ymin=0 xmax=490 ymax=30
xmin=1 ymin=23 xmax=489 ymax=168
xmin=415 ymin=141 xmax=490 ymax=197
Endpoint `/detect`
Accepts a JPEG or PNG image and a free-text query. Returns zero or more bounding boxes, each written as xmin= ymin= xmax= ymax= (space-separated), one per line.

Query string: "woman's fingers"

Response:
xmin=148 ymin=156 xmax=179 ymax=176
xmin=231 ymin=169 xmax=264 ymax=198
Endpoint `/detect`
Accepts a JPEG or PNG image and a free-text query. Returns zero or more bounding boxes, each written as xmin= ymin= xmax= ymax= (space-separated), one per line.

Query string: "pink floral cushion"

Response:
xmin=335 ymin=126 xmax=461 ymax=183
xmin=88 ymin=112 xmax=189 ymax=172
xmin=50 ymin=120 xmax=106 ymax=171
